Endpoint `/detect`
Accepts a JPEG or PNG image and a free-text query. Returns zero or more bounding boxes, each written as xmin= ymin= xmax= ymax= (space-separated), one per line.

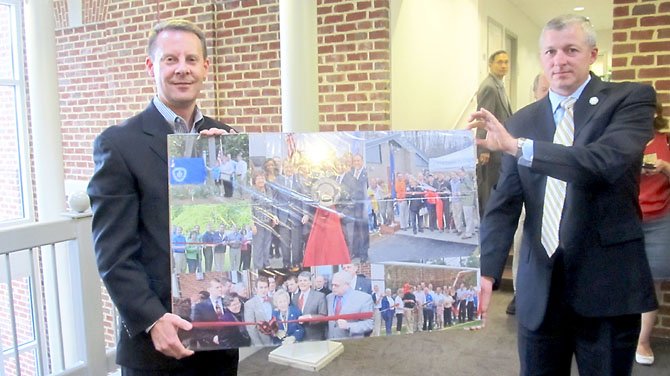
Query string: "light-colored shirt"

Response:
xmin=394 ymin=295 xmax=404 ymax=313
xmin=236 ymin=159 xmax=248 ymax=176
xmin=152 ymin=96 xmax=203 ymax=133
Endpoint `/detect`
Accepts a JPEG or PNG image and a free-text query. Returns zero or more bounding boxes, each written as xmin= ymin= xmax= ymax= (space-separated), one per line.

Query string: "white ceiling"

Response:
xmin=506 ymin=0 xmax=613 ymax=31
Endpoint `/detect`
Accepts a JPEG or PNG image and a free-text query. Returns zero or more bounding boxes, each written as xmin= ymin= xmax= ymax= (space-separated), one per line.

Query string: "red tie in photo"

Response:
xmin=298 ymin=293 xmax=304 ymax=310
xmin=335 ymin=296 xmax=342 ymax=315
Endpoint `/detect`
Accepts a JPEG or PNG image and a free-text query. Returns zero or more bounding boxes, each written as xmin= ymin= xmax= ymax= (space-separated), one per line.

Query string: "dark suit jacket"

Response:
xmin=353 ymin=274 xmax=372 ymax=294
xmin=88 ymin=102 xmax=238 ymax=371
xmin=191 ymin=299 xmax=225 ymax=350
xmin=480 ymin=75 xmax=658 ymax=331
xmin=272 ymin=174 xmax=306 ymax=223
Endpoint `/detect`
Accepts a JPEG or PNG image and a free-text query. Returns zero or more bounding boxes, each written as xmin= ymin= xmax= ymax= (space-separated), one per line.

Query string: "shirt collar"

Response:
xmin=548 ymin=75 xmax=591 ymax=114
xmin=152 ymin=96 xmax=203 ymax=133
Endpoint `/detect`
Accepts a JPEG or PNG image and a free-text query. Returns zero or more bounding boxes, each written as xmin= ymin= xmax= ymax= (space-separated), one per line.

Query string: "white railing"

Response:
xmin=0 ymin=212 xmax=116 ymax=376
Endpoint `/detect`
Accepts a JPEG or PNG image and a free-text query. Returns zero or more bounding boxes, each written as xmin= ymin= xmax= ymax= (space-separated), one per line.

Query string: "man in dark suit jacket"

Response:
xmin=476 ymin=50 xmax=513 ymax=217
xmin=191 ymin=278 xmax=227 ymax=350
xmin=342 ymin=154 xmax=370 ymax=262
xmin=470 ymin=15 xmax=657 ymax=375
xmin=341 ymin=263 xmax=372 ymax=294
xmin=272 ymin=160 xmax=309 ymax=268
xmin=88 ymin=19 xmax=238 ymax=375
xmin=314 ymin=275 xmax=332 ymax=296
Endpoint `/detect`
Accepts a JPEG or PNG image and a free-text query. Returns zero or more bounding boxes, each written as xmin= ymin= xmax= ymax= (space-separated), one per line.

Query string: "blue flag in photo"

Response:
xmin=170 ymin=157 xmax=207 ymax=185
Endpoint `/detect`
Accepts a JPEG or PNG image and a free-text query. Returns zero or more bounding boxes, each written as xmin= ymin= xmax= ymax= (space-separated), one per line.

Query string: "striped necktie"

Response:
xmin=541 ymin=97 xmax=576 ymax=258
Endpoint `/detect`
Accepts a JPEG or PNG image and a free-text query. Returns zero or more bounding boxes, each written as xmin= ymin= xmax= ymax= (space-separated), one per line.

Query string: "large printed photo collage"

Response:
xmin=168 ymin=131 xmax=482 ymax=351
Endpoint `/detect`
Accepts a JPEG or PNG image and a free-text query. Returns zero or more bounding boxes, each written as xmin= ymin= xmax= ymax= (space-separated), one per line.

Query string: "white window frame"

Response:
xmin=0 ymin=0 xmax=34 ymax=226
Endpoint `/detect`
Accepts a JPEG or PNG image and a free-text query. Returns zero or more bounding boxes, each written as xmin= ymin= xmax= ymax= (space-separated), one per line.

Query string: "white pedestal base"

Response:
xmin=268 ymin=340 xmax=344 ymax=372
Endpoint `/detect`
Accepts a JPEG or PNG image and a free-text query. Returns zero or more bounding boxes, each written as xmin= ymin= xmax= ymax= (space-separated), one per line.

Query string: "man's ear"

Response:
xmin=146 ymin=56 xmax=155 ymax=78
xmin=589 ymin=47 xmax=599 ymax=65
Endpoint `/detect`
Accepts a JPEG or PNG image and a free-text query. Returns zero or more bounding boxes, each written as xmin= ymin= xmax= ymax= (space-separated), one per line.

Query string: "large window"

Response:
xmin=0 ymin=0 xmax=32 ymax=224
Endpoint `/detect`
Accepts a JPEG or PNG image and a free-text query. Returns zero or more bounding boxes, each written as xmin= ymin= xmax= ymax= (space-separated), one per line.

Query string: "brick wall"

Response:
xmin=52 ymin=0 xmax=391 ymax=180
xmin=611 ymin=0 xmax=669 ymax=338
xmin=212 ymin=0 xmax=282 ymax=133
xmin=316 ymin=0 xmax=391 ymax=132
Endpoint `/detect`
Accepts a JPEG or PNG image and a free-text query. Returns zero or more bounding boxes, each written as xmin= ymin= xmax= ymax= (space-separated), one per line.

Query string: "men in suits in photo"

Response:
xmin=294 ymin=271 xmax=328 ymax=341
xmin=314 ymin=274 xmax=331 ymax=296
xmin=191 ymin=278 xmax=227 ymax=349
xmin=326 ymin=271 xmax=374 ymax=340
xmin=470 ymin=14 xmax=657 ymax=375
xmin=244 ymin=277 xmax=274 ymax=346
xmin=88 ymin=19 xmax=238 ymax=375
xmin=285 ymin=274 xmax=299 ymax=302
xmin=476 ymin=50 xmax=514 ymax=218
xmin=342 ymin=154 xmax=370 ymax=262
xmin=273 ymin=160 xmax=309 ymax=268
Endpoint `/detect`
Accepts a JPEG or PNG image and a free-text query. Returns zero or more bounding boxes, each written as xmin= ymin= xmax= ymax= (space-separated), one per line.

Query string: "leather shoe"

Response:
xmin=506 ymin=295 xmax=516 ymax=315
xmin=635 ymin=352 xmax=654 ymax=365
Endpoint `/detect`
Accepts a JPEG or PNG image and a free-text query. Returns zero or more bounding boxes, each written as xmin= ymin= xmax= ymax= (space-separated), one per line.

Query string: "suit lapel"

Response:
xmin=533 ymin=97 xmax=556 ymax=142
xmin=574 ymin=74 xmax=605 ymax=140
xmin=496 ymin=80 xmax=512 ymax=116
xmin=141 ymin=102 xmax=172 ymax=164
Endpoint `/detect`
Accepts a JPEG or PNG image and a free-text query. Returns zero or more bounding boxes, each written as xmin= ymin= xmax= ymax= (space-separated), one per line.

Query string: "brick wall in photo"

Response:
xmin=611 ymin=0 xmax=670 ymax=338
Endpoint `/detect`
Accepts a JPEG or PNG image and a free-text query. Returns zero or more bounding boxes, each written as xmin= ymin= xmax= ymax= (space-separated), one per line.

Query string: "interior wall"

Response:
xmin=478 ymin=0 xmax=542 ymax=109
xmin=390 ymin=0 xmax=479 ymax=131
xmin=389 ymin=0 xmax=544 ymax=132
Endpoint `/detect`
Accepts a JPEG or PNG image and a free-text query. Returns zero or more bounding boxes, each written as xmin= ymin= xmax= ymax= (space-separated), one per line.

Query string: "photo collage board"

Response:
xmin=168 ymin=131 xmax=482 ymax=351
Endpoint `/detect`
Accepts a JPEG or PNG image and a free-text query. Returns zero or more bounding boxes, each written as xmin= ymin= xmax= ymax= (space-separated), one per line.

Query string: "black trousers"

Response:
xmin=396 ymin=313 xmax=403 ymax=331
xmin=422 ymin=308 xmax=434 ymax=330
xmin=518 ymin=252 xmax=640 ymax=376
xmin=444 ymin=306 xmax=452 ymax=326
xmin=121 ymin=349 xmax=238 ymax=376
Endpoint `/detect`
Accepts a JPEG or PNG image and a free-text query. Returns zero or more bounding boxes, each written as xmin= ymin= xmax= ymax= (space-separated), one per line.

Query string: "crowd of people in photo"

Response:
xmin=248 ymin=152 xmax=372 ymax=270
xmin=184 ymin=263 xmax=480 ymax=350
xmin=185 ymin=264 xmax=376 ymax=348
xmin=171 ymin=223 xmax=253 ymax=274
xmin=175 ymin=146 xmax=481 ymax=274
xmin=208 ymin=151 xmax=248 ymax=198
xmin=381 ymin=169 xmax=478 ymax=239
xmin=373 ymin=280 xmax=479 ymax=337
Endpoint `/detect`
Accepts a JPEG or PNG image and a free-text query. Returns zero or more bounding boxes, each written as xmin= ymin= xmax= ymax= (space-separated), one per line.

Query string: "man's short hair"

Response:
xmin=332 ymin=271 xmax=351 ymax=286
xmin=298 ymin=271 xmax=312 ymax=280
xmin=541 ymin=14 xmax=596 ymax=48
xmin=256 ymin=276 xmax=269 ymax=287
xmin=488 ymin=50 xmax=508 ymax=65
xmin=286 ymin=275 xmax=298 ymax=283
xmin=148 ymin=19 xmax=207 ymax=60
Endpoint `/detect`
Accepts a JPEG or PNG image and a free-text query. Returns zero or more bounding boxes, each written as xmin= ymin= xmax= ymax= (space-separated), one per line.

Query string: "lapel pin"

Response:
xmin=589 ymin=97 xmax=599 ymax=105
